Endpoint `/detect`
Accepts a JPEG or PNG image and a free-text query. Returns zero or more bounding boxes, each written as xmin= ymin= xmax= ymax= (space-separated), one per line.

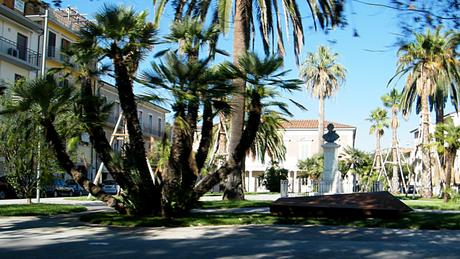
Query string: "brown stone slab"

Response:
xmin=270 ymin=191 xmax=412 ymax=218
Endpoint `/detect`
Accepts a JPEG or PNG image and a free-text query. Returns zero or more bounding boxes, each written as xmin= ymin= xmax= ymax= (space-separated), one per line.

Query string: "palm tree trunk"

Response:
xmin=443 ymin=150 xmax=454 ymax=202
xmin=318 ymin=94 xmax=324 ymax=154
xmin=41 ymin=119 xmax=125 ymax=213
xmin=194 ymin=91 xmax=262 ymax=200
xmin=420 ymin=86 xmax=433 ymax=198
xmin=390 ymin=107 xmax=400 ymax=193
xmin=224 ymin=0 xmax=251 ymax=200
xmin=113 ymin=60 xmax=162 ymax=214
xmin=80 ymin=78 xmax=134 ymax=190
xmin=376 ymin=132 xmax=381 ymax=171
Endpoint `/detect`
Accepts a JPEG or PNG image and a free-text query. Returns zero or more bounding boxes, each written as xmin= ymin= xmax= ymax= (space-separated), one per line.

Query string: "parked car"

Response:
xmin=0 ymin=176 xmax=17 ymax=199
xmin=44 ymin=179 xmax=74 ymax=197
xmin=101 ymin=180 xmax=119 ymax=195
xmin=65 ymin=179 xmax=88 ymax=196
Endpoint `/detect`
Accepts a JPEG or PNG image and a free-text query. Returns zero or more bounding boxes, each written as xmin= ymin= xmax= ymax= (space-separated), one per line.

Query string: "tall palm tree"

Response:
xmin=392 ymin=27 xmax=460 ymax=197
xmin=433 ymin=117 xmax=460 ymax=202
xmin=381 ymin=89 xmax=403 ymax=193
xmin=367 ymin=108 xmax=389 ymax=178
xmin=299 ymin=45 xmax=346 ymax=154
xmin=154 ymin=0 xmax=344 ymax=200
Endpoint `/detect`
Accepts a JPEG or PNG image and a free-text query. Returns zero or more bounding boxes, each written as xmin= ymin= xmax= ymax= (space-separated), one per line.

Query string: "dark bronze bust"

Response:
xmin=323 ymin=123 xmax=339 ymax=143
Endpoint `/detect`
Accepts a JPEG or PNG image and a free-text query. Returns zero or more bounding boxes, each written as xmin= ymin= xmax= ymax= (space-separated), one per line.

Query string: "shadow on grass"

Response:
xmin=80 ymin=211 xmax=460 ymax=230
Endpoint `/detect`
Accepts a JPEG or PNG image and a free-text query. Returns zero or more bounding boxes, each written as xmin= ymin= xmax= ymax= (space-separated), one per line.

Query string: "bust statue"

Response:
xmin=323 ymin=123 xmax=340 ymax=143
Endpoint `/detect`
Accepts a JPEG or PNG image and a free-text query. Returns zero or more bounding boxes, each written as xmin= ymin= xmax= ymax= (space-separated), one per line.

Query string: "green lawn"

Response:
xmin=80 ymin=211 xmax=460 ymax=230
xmin=199 ymin=200 xmax=272 ymax=209
xmin=402 ymin=199 xmax=460 ymax=210
xmin=0 ymin=204 xmax=87 ymax=216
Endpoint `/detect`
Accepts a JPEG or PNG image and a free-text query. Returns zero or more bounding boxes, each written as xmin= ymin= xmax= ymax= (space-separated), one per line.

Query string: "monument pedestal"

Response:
xmin=321 ymin=142 xmax=342 ymax=194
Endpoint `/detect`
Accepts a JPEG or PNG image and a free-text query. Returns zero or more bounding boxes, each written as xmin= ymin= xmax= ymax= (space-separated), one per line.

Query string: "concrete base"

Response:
xmin=270 ymin=191 xmax=412 ymax=218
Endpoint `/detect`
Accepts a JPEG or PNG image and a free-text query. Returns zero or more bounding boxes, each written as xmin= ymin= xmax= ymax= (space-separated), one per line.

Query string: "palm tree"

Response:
xmin=381 ymin=89 xmax=403 ymax=193
xmin=367 ymin=108 xmax=390 ymax=179
xmin=154 ymin=0 xmax=344 ymax=200
xmin=299 ymin=45 xmax=346 ymax=154
xmin=0 ymin=76 xmax=124 ymax=211
xmin=298 ymin=153 xmax=324 ymax=181
xmin=77 ymin=5 xmax=162 ymax=214
xmin=340 ymin=146 xmax=373 ymax=191
xmin=392 ymin=27 xmax=460 ymax=197
xmin=193 ymin=52 xmax=303 ymax=199
xmin=249 ymin=111 xmax=287 ymax=164
xmin=433 ymin=117 xmax=460 ymax=202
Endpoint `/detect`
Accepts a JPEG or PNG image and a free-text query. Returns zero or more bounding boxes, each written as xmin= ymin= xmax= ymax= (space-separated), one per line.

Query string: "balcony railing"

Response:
xmin=0 ymin=36 xmax=40 ymax=68
xmin=47 ymin=46 xmax=70 ymax=63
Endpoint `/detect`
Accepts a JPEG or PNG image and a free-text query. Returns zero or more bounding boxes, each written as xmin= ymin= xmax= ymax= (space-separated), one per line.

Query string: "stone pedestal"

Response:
xmin=321 ymin=142 xmax=342 ymax=194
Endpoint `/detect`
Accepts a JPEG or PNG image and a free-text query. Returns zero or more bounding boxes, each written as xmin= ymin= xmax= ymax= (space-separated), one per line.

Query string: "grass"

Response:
xmin=64 ymin=196 xmax=98 ymax=201
xmin=402 ymin=199 xmax=460 ymax=211
xmin=0 ymin=204 xmax=87 ymax=216
xmin=199 ymin=200 xmax=272 ymax=209
xmin=80 ymin=211 xmax=460 ymax=230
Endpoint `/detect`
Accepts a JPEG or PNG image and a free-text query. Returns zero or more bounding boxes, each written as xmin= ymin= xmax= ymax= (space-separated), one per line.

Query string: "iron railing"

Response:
xmin=0 ymin=36 xmax=40 ymax=68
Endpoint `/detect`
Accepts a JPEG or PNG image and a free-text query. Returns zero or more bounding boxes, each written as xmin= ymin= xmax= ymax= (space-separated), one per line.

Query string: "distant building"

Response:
xmin=410 ymin=112 xmax=460 ymax=185
xmin=244 ymin=119 xmax=356 ymax=193
xmin=0 ymin=2 xmax=170 ymax=183
xmin=0 ymin=0 xmax=42 ymax=84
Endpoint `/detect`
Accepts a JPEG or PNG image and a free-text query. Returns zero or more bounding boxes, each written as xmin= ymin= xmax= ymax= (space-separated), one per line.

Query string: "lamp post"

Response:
xmin=34 ymin=8 xmax=49 ymax=203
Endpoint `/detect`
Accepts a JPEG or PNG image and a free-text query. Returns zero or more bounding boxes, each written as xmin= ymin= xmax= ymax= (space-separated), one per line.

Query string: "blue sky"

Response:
xmin=62 ymin=0 xmax=446 ymax=152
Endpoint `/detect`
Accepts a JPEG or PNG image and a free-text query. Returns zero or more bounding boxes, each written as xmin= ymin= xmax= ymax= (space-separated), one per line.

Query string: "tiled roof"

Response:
xmin=281 ymin=120 xmax=355 ymax=129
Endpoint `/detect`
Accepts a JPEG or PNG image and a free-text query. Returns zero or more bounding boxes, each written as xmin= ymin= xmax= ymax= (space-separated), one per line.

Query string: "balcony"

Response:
xmin=0 ymin=36 xmax=40 ymax=70
xmin=47 ymin=46 xmax=70 ymax=63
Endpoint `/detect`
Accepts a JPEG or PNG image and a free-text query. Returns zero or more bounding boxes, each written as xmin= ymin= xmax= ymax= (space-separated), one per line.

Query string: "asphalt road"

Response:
xmin=2 ymin=196 xmax=460 ymax=258
xmin=1 ymin=212 xmax=460 ymax=259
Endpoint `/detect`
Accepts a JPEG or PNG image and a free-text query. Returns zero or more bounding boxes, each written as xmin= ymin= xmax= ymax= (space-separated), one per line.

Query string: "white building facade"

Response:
xmin=244 ymin=120 xmax=356 ymax=193
xmin=0 ymin=0 xmax=41 ymax=84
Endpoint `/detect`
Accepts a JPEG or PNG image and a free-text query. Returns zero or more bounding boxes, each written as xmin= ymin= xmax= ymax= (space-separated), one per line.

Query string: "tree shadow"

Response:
xmin=1 ymin=213 xmax=460 ymax=258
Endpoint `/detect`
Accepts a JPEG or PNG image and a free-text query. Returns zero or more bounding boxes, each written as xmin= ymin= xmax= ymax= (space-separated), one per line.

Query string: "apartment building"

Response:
xmin=0 ymin=0 xmax=41 ymax=84
xmin=0 ymin=1 xmax=170 ymax=183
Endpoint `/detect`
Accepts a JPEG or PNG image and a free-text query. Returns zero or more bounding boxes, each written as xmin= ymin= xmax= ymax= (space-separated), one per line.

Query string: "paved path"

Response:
xmin=1 ymin=213 xmax=460 ymax=258
xmin=2 ymin=195 xmax=460 ymax=258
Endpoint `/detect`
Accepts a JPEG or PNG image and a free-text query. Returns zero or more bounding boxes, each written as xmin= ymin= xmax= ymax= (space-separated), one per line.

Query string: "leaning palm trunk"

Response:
xmin=80 ymin=77 xmax=160 ymax=215
xmin=41 ymin=118 xmax=124 ymax=212
xmin=223 ymin=0 xmax=252 ymax=200
xmin=195 ymin=91 xmax=262 ymax=200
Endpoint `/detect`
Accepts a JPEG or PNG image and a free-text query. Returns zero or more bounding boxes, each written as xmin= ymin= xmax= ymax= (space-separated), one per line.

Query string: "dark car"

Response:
xmin=65 ymin=179 xmax=89 ymax=196
xmin=0 ymin=176 xmax=17 ymax=199
xmin=44 ymin=179 xmax=74 ymax=197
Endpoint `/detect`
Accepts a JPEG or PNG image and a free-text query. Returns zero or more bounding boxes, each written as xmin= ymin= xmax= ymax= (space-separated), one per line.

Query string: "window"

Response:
xmin=47 ymin=31 xmax=56 ymax=58
xmin=158 ymin=117 xmax=162 ymax=136
xmin=298 ymin=142 xmax=309 ymax=160
xmin=138 ymin=110 xmax=143 ymax=128
xmin=14 ymin=74 xmax=24 ymax=84
xmin=148 ymin=114 xmax=153 ymax=134
xmin=60 ymin=38 xmax=70 ymax=62
xmin=16 ymin=33 xmax=28 ymax=61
